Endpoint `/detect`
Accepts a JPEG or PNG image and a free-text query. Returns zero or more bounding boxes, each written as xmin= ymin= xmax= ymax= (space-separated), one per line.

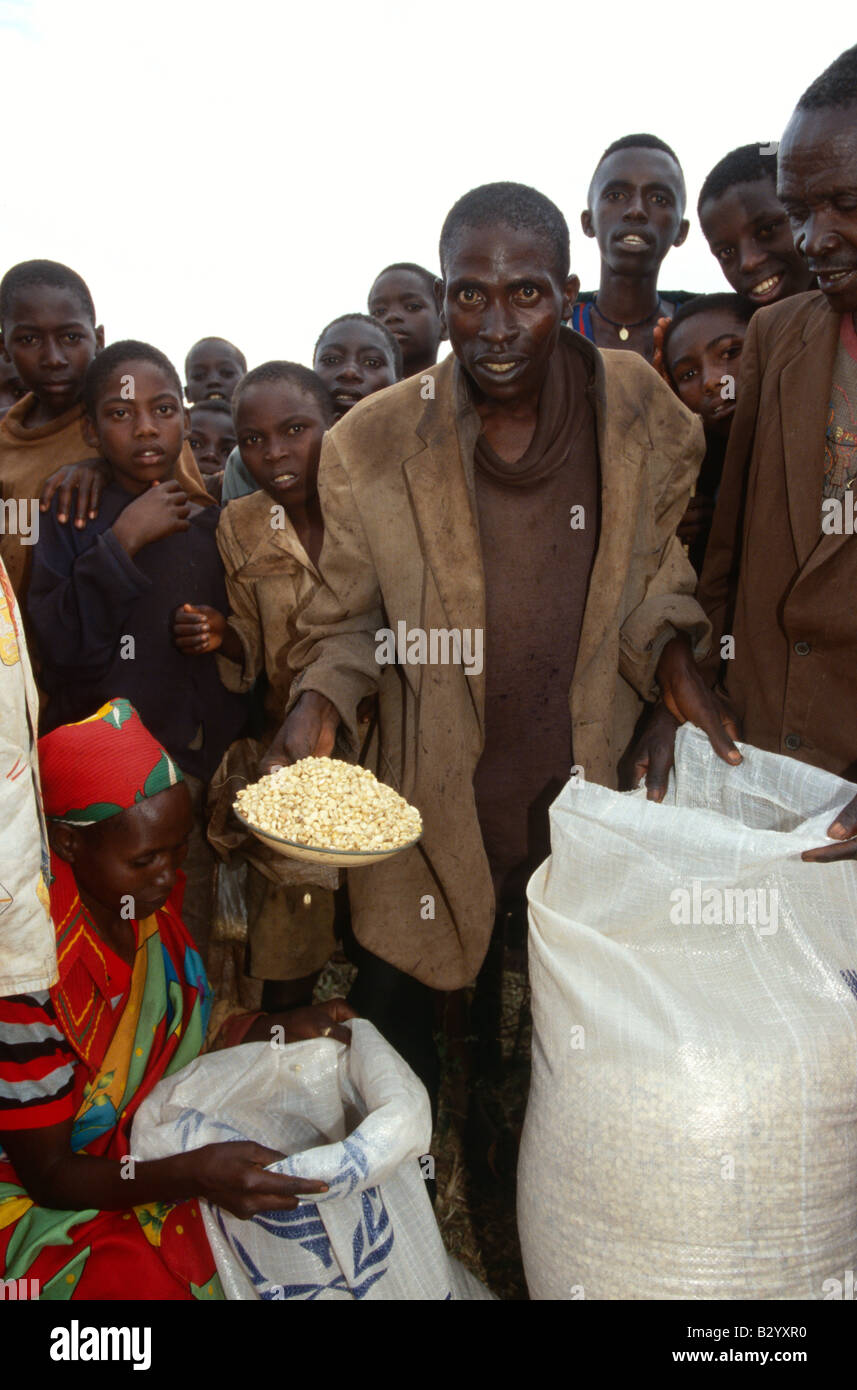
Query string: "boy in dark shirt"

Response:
xmin=574 ymin=133 xmax=694 ymax=361
xmin=367 ymin=263 xmax=445 ymax=378
xmin=28 ymin=341 xmax=247 ymax=956
xmin=698 ymin=144 xmax=814 ymax=307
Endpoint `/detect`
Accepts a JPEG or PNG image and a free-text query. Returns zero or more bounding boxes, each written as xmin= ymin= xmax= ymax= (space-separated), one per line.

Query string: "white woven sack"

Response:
xmin=132 ymin=1018 xmax=490 ymax=1300
xmin=519 ymin=725 xmax=857 ymax=1301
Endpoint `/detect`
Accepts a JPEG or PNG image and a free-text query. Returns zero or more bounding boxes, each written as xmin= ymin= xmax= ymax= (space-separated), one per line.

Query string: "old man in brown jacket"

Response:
xmin=264 ymin=183 xmax=730 ymax=1089
xmin=696 ymin=44 xmax=857 ymax=866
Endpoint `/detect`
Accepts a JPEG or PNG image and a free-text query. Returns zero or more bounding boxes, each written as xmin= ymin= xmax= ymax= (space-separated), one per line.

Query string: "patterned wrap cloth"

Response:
xmin=0 ymin=699 xmax=224 ymax=1299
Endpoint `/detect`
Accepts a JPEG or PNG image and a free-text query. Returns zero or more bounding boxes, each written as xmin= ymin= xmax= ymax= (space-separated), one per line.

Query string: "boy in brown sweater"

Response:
xmin=175 ymin=362 xmax=340 ymax=1009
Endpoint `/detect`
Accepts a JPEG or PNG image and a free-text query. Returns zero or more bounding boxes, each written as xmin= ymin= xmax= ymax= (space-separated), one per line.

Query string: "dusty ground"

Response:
xmin=316 ymin=955 xmax=532 ymax=1301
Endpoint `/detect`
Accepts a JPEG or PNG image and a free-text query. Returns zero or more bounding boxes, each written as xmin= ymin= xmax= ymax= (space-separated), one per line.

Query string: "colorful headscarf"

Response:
xmin=39 ymin=698 xmax=184 ymax=826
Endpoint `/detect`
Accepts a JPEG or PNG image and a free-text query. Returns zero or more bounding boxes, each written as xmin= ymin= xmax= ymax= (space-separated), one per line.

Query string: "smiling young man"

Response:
xmin=683 ymin=45 xmax=857 ymax=863
xmin=573 ymin=135 xmax=694 ymax=360
xmin=256 ymin=182 xmax=725 ymax=1098
xmin=698 ymin=144 xmax=814 ymax=307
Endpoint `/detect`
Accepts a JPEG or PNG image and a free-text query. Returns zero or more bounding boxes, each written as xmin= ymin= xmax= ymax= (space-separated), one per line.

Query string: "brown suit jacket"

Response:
xmin=697 ymin=291 xmax=855 ymax=776
xmin=289 ymin=329 xmax=708 ymax=988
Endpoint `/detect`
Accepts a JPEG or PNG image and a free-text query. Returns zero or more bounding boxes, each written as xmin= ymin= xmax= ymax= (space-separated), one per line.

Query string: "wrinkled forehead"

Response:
xmin=443 ymin=222 xmax=563 ymax=287
xmin=778 ymin=106 xmax=857 ymax=196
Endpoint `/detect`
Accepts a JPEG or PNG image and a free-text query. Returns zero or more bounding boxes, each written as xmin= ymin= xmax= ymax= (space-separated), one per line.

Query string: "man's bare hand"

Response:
xmin=259 ymin=691 xmax=341 ymax=774
xmin=656 ymin=635 xmax=742 ymax=766
xmin=620 ymin=701 xmax=680 ymax=802
xmin=802 ymin=789 xmax=857 ymax=863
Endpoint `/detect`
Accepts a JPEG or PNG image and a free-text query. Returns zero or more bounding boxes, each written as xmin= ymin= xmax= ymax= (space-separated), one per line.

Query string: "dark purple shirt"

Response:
xmin=28 ymin=483 xmax=247 ymax=780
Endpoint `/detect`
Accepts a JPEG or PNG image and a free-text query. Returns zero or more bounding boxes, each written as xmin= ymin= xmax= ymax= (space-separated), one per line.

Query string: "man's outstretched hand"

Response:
xmin=802 ymin=791 xmax=857 ymax=863
xmin=259 ymin=691 xmax=341 ymax=775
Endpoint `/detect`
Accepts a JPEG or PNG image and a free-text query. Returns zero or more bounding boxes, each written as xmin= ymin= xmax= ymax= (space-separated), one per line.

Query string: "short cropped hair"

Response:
xmin=588 ymin=133 xmax=686 ymax=210
xmin=184 ymin=336 xmax=247 ymax=376
xmin=371 ymin=262 xmax=438 ymax=297
xmin=312 ymin=313 xmax=403 ymax=378
xmin=439 ymin=182 xmax=570 ymax=282
xmin=232 ymin=361 xmax=336 ymax=426
xmin=698 ymin=144 xmax=778 ymax=215
xmin=797 ymin=43 xmax=857 ymax=111
xmin=189 ymin=399 xmax=234 ymax=420
xmin=661 ymin=292 xmax=756 ymax=370
xmin=0 ymin=259 xmax=96 ymax=327
xmin=83 ymin=340 xmax=182 ymax=418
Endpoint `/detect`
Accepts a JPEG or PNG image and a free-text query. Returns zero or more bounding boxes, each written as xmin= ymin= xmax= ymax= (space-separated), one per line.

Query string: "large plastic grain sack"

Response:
xmin=132 ymin=1018 xmax=491 ymax=1300
xmin=518 ymin=725 xmax=857 ymax=1301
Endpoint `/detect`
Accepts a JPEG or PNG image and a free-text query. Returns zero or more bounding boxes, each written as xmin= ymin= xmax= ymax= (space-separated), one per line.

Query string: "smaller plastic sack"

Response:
xmin=132 ymin=1019 xmax=490 ymax=1300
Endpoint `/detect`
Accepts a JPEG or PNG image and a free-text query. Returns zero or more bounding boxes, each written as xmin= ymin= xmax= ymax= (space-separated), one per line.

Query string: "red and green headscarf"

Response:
xmin=39 ymin=698 xmax=184 ymax=826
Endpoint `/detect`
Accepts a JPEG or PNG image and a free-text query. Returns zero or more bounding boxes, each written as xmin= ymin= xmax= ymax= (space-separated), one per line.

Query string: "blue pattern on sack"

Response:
xmin=215 ymin=1134 xmax=396 ymax=1299
xmin=174 ymin=1105 xmax=246 ymax=1149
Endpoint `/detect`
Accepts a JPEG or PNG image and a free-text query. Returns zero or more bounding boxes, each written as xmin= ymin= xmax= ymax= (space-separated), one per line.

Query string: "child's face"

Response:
xmin=313 ymin=323 xmax=397 ymax=417
xmin=665 ymin=309 xmax=748 ymax=437
xmin=699 ymin=178 xmax=809 ymax=306
xmin=368 ymin=269 xmax=442 ymax=374
xmin=184 ymin=342 xmax=244 ymax=403
xmin=84 ymin=361 xmax=188 ymax=495
xmin=188 ymin=406 xmax=237 ymax=477
xmin=53 ymin=784 xmax=193 ymax=922
xmin=0 ymin=358 xmax=26 ymax=410
xmin=779 ymin=105 xmax=857 ymax=315
xmin=0 ymin=285 xmax=103 ymax=417
xmin=234 ymin=380 xmax=327 ymax=506
xmin=583 ymin=149 xmax=689 ymax=275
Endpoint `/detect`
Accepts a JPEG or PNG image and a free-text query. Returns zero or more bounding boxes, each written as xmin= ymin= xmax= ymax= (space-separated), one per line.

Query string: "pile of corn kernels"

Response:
xmin=234 ymin=757 xmax=423 ymax=853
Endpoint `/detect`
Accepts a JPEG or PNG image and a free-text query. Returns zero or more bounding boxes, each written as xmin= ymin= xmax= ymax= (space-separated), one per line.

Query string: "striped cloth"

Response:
xmin=0 ymin=990 xmax=75 ymax=1129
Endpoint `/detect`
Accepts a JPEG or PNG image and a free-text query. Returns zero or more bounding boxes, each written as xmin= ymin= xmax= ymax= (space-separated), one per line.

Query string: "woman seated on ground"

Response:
xmin=0 ymin=698 xmax=353 ymax=1300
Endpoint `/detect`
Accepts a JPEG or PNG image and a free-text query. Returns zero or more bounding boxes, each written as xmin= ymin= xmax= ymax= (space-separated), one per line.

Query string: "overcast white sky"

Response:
xmin=0 ymin=0 xmax=850 ymax=378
